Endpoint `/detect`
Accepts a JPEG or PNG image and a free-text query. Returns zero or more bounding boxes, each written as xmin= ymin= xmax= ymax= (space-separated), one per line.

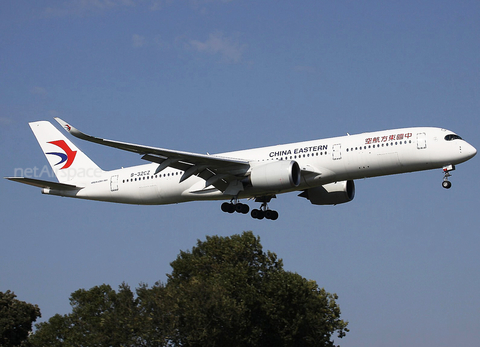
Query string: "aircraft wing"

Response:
xmin=54 ymin=118 xmax=250 ymax=192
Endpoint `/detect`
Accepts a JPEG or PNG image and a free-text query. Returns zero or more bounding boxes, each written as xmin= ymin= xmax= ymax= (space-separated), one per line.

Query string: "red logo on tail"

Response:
xmin=46 ymin=140 xmax=77 ymax=169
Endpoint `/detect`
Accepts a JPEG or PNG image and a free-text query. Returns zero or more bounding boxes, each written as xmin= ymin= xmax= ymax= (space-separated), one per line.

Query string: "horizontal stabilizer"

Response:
xmin=5 ymin=177 xmax=82 ymax=190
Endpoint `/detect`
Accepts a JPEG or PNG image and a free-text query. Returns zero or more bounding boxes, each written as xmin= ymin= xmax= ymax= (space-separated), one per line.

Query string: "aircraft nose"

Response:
xmin=463 ymin=142 xmax=477 ymax=160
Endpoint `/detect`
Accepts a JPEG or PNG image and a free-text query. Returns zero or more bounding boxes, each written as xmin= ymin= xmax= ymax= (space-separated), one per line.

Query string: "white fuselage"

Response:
xmin=43 ymin=127 xmax=476 ymax=205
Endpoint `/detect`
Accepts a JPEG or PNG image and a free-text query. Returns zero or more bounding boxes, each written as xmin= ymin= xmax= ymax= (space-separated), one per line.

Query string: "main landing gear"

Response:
xmin=442 ymin=165 xmax=455 ymax=189
xmin=251 ymin=202 xmax=279 ymax=220
xmin=220 ymin=196 xmax=279 ymax=220
xmin=250 ymin=196 xmax=279 ymax=220
xmin=221 ymin=201 xmax=250 ymax=214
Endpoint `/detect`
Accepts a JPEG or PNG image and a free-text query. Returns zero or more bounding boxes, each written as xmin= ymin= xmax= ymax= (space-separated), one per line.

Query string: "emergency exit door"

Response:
xmin=110 ymin=175 xmax=119 ymax=191
xmin=332 ymin=144 xmax=342 ymax=160
xmin=417 ymin=133 xmax=427 ymax=149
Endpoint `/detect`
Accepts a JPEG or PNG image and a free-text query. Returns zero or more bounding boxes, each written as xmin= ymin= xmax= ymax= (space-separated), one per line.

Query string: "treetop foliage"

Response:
xmin=28 ymin=231 xmax=348 ymax=347
xmin=0 ymin=290 xmax=41 ymax=347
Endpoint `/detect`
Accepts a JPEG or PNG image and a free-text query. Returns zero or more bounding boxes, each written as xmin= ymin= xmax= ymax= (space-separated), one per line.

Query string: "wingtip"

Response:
xmin=53 ymin=118 xmax=92 ymax=140
xmin=54 ymin=117 xmax=73 ymax=132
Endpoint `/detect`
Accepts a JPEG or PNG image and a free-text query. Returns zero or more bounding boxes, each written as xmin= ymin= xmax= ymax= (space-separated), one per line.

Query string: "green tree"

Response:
xmin=0 ymin=290 xmax=41 ymax=347
xmin=29 ymin=283 xmax=147 ymax=347
xmin=164 ymin=232 xmax=348 ymax=346
xmin=29 ymin=232 xmax=348 ymax=346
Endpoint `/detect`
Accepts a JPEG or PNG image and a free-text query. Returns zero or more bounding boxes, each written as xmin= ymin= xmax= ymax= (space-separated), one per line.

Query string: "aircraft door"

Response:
xmin=110 ymin=175 xmax=119 ymax=192
xmin=417 ymin=132 xmax=427 ymax=149
xmin=332 ymin=144 xmax=342 ymax=160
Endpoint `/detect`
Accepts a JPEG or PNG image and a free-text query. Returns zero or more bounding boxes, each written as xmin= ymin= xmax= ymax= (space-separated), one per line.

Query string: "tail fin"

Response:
xmin=29 ymin=121 xmax=104 ymax=184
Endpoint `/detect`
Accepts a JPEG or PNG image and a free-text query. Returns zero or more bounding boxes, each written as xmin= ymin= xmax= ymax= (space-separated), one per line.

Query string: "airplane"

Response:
xmin=5 ymin=118 xmax=477 ymax=220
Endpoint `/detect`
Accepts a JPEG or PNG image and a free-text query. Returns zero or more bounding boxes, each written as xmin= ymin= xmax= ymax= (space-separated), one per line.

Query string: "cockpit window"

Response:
xmin=445 ymin=134 xmax=463 ymax=141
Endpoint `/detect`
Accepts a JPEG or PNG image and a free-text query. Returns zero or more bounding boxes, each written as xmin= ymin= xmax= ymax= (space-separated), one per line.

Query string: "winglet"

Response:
xmin=54 ymin=118 xmax=99 ymax=142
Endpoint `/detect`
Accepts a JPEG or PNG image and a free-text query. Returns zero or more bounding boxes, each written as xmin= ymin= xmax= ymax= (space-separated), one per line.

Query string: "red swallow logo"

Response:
xmin=46 ymin=140 xmax=77 ymax=169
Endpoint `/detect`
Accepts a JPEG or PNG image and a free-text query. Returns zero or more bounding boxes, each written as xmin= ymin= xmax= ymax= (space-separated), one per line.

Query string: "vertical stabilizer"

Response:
xmin=29 ymin=121 xmax=104 ymax=184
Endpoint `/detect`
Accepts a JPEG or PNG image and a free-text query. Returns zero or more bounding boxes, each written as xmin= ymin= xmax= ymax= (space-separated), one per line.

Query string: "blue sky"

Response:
xmin=1 ymin=1 xmax=479 ymax=346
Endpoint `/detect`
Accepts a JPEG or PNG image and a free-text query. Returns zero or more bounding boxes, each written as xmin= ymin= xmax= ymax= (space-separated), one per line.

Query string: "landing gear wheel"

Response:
xmin=235 ymin=203 xmax=243 ymax=213
xmin=441 ymin=165 xmax=455 ymax=190
xmin=222 ymin=201 xmax=249 ymax=214
xmin=251 ymin=209 xmax=265 ymax=219
xmin=235 ymin=203 xmax=250 ymax=214
xmin=265 ymin=210 xmax=279 ymax=220
xmin=221 ymin=202 xmax=235 ymax=213
xmin=251 ymin=197 xmax=279 ymax=220
xmin=265 ymin=210 xmax=278 ymax=220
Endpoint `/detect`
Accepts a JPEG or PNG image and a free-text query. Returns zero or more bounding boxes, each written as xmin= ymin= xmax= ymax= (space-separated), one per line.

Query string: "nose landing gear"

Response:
xmin=442 ymin=165 xmax=455 ymax=189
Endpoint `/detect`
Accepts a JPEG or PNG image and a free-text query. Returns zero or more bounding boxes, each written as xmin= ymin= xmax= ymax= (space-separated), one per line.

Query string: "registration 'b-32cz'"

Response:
xmin=6 ymin=119 xmax=476 ymax=220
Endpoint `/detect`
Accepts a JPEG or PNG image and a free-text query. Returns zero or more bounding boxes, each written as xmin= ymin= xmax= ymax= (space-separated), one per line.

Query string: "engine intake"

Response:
xmin=249 ymin=160 xmax=301 ymax=191
xmin=299 ymin=180 xmax=355 ymax=205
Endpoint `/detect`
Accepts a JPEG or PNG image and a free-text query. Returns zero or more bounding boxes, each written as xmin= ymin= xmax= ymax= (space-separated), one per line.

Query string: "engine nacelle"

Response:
xmin=300 ymin=180 xmax=355 ymax=205
xmin=249 ymin=160 xmax=301 ymax=191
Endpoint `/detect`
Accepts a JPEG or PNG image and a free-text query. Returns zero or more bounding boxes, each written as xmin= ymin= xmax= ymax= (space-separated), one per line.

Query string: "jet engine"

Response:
xmin=248 ymin=160 xmax=301 ymax=191
xmin=299 ymin=180 xmax=355 ymax=205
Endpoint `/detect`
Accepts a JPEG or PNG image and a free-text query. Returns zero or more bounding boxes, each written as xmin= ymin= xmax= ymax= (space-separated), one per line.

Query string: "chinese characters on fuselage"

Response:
xmin=365 ymin=133 xmax=412 ymax=145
